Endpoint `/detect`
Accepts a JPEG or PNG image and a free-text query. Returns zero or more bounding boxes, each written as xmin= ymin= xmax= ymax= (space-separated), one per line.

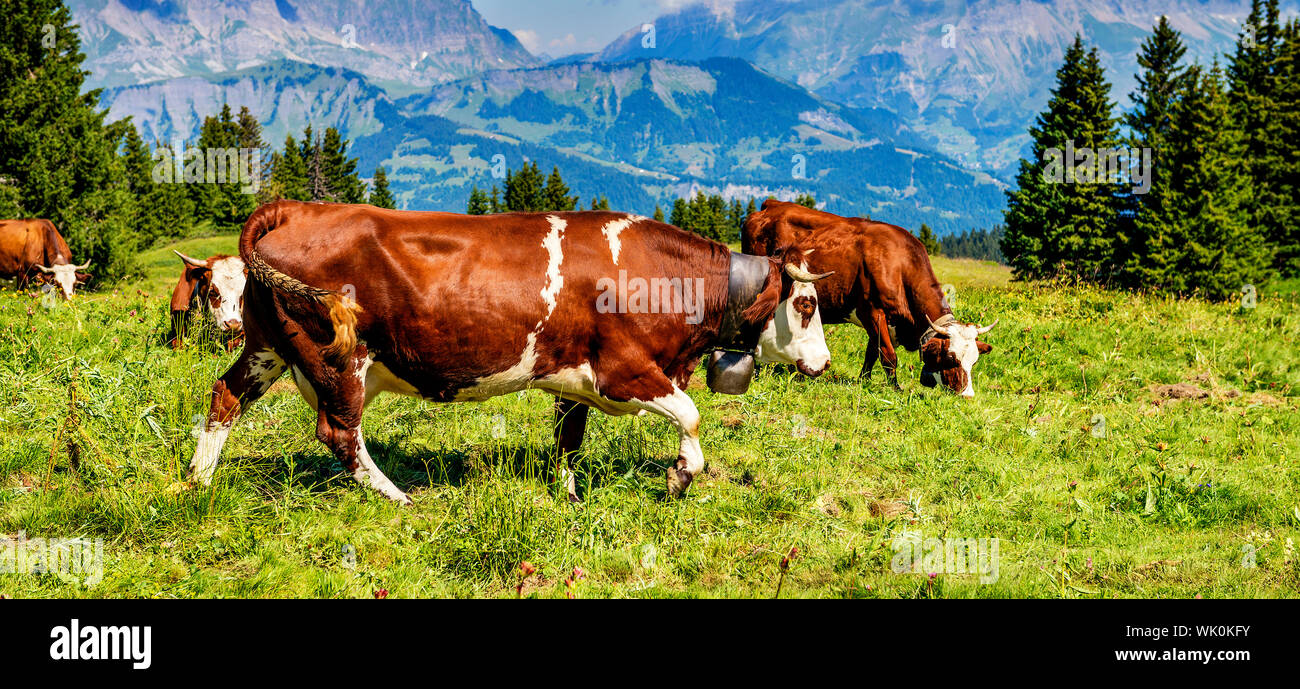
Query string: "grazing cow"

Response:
xmin=0 ymin=219 xmax=91 ymax=299
xmin=168 ymin=251 xmax=247 ymax=350
xmin=185 ymin=201 xmax=831 ymax=503
xmin=743 ymin=199 xmax=996 ymax=397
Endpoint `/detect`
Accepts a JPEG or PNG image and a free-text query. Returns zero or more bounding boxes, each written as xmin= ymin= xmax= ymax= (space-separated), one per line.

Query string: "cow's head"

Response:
xmin=919 ymin=316 xmax=996 ymax=398
xmin=753 ymin=258 xmax=832 ymax=377
xmin=174 ymin=251 xmax=246 ymax=332
xmin=36 ymin=261 xmax=91 ymax=300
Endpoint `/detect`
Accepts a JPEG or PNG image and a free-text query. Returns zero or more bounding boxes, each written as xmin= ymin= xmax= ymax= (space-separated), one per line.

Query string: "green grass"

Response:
xmin=2 ymin=246 xmax=1298 ymax=598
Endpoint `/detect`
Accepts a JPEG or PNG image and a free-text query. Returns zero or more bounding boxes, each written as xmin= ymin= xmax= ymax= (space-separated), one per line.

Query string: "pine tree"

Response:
xmin=590 ymin=195 xmax=610 ymax=210
xmin=466 ymin=185 xmax=489 ymax=215
xmin=267 ymin=134 xmax=307 ymax=201
xmin=0 ymin=0 xmax=138 ymax=278
xmin=1228 ymin=0 xmax=1290 ymax=273
xmin=1139 ymin=63 xmax=1271 ymax=298
xmin=917 ymin=223 xmax=941 ymax=255
xmin=1002 ymin=35 xmax=1122 ymax=281
xmin=653 ymin=205 xmax=664 ymax=222
xmin=541 ymin=166 xmax=577 ymax=211
xmin=321 ymin=127 xmax=365 ymax=203
xmin=488 ymin=186 xmax=502 ymax=213
xmin=369 ymin=166 xmax=396 ymax=209
xmin=1267 ymin=20 xmax=1300 ymax=273
xmin=503 ymin=162 xmax=545 ymax=212
xmin=305 ymin=134 xmax=334 ymax=202
xmin=794 ymin=194 xmax=817 ymax=209
xmin=1121 ymin=17 xmax=1190 ymax=285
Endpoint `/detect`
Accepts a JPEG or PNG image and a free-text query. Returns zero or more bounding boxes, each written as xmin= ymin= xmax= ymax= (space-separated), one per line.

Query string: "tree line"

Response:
xmin=0 ymin=0 xmax=393 ymax=282
xmin=1002 ymin=2 xmax=1298 ymax=299
xmin=468 ymin=167 xmax=821 ymax=247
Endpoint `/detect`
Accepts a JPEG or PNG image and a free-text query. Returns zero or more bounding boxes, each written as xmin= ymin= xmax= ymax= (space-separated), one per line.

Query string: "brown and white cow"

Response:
xmin=0 ymin=219 xmax=91 ymax=299
xmin=168 ymin=251 xmax=247 ymax=350
xmin=184 ymin=200 xmax=831 ymax=503
xmin=743 ymin=199 xmax=995 ymax=397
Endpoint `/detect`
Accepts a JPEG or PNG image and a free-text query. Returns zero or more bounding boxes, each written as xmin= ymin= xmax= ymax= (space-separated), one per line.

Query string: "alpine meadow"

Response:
xmin=1 ymin=0 xmax=1298 ymax=607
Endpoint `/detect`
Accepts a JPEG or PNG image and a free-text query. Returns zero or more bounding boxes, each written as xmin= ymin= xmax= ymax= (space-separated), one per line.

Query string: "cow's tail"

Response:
xmin=239 ymin=202 xmax=361 ymax=365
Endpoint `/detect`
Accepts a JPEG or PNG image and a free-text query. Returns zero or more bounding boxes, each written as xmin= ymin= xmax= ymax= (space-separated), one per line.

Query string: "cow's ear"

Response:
xmin=75 ymin=272 xmax=92 ymax=283
xmin=977 ymin=340 xmax=992 ymax=355
xmin=171 ymin=266 xmax=207 ymax=312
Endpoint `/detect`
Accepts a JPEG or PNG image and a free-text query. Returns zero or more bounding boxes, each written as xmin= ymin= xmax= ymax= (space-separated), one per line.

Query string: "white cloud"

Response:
xmin=512 ymin=28 xmax=542 ymax=52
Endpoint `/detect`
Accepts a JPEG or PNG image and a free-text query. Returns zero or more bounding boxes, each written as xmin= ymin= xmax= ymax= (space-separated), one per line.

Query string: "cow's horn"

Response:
xmin=173 ymin=250 xmax=206 ymax=268
xmin=976 ymin=319 xmax=998 ymax=335
xmin=75 ymin=260 xmax=91 ymax=271
xmin=36 ymin=264 xmax=54 ymax=273
xmin=784 ymin=263 xmax=834 ymax=282
xmin=926 ymin=314 xmax=952 ymax=337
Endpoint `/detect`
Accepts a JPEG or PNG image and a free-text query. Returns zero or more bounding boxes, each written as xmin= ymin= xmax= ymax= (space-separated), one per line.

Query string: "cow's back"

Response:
xmin=248 ymin=202 xmax=728 ymax=400
xmin=0 ymin=219 xmax=65 ymax=276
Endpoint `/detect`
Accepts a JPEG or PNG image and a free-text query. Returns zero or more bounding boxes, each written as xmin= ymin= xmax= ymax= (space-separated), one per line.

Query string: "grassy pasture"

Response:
xmin=1 ymin=236 xmax=1297 ymax=598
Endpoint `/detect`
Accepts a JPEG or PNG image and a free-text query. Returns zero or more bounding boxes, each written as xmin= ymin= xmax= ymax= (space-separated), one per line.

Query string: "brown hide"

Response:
xmin=0 ymin=219 xmax=72 ymax=286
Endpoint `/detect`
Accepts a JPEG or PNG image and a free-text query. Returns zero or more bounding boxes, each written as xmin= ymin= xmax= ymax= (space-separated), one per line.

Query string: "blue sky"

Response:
xmin=471 ymin=0 xmax=699 ymax=57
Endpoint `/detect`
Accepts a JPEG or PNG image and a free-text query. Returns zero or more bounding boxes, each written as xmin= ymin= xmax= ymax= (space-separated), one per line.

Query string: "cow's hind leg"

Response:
xmin=311 ymin=350 xmax=411 ymax=505
xmin=553 ymin=398 xmax=589 ymax=502
xmin=187 ymin=348 xmax=287 ymax=485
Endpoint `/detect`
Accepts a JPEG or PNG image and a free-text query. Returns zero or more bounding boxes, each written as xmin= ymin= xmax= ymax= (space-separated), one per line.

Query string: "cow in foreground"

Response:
xmin=168 ymin=251 xmax=246 ymax=350
xmin=185 ymin=201 xmax=831 ymax=503
xmin=743 ymin=200 xmax=995 ymax=397
xmin=0 ymin=219 xmax=91 ymax=299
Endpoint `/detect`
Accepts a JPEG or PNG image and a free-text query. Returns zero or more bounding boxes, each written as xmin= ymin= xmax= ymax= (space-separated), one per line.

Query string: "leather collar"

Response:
xmin=715 ymin=252 xmax=771 ymax=352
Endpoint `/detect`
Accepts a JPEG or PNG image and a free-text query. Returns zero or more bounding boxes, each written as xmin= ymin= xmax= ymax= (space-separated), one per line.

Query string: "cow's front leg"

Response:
xmin=553 ymin=398 xmax=589 ymax=502
xmin=870 ymin=309 xmax=900 ymax=388
xmin=187 ymin=348 xmax=286 ymax=485
xmin=629 ymin=386 xmax=703 ymax=498
xmin=312 ymin=350 xmax=411 ymax=505
xmin=860 ymin=325 xmax=880 ymax=378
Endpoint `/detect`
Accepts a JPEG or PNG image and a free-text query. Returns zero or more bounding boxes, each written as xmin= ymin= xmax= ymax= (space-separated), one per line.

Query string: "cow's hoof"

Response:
xmin=665 ymin=467 xmax=693 ymax=498
xmin=566 ymin=491 xmax=581 ymax=504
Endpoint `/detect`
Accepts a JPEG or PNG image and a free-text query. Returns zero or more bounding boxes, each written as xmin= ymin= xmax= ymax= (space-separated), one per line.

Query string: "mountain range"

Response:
xmin=70 ymin=0 xmax=1288 ymax=234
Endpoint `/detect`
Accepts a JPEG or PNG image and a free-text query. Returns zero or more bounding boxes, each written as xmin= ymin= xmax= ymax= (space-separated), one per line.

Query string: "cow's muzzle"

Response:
xmin=220 ymin=319 xmax=243 ymax=332
xmin=796 ymin=358 xmax=828 ymax=378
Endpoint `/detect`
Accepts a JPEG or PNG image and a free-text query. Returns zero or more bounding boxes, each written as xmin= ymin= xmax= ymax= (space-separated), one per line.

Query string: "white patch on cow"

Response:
xmin=365 ymin=360 xmax=421 ymax=403
xmin=207 ymin=257 xmax=246 ymax=330
xmin=599 ymin=215 xmax=645 ymax=265
xmin=291 ymin=366 xmax=319 ymax=411
xmin=754 ymin=265 xmax=830 ymax=375
xmin=630 ymin=387 xmax=703 ymax=492
xmin=456 ymin=332 xmax=541 ymax=401
xmin=248 ymin=351 xmax=284 ymax=389
xmin=351 ymin=429 xmax=412 ymax=504
xmin=539 ymin=215 xmax=566 ymax=318
xmin=188 ymin=422 xmax=232 ymax=485
xmin=943 ymin=323 xmax=982 ymax=398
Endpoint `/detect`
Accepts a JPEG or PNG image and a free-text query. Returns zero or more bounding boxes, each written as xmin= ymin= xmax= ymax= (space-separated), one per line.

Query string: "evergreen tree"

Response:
xmin=488 ymin=186 xmax=502 ymax=213
xmin=794 ymin=194 xmax=817 ymax=209
xmin=1137 ymin=63 xmax=1270 ymax=298
xmin=305 ymin=133 xmax=334 ymax=202
xmin=1002 ymin=35 xmax=1122 ymax=281
xmin=1267 ymin=20 xmax=1300 ymax=273
xmin=466 ymin=185 xmax=489 ymax=215
xmin=917 ymin=223 xmax=941 ymax=256
xmin=1228 ymin=0 xmax=1290 ymax=273
xmin=0 ymin=0 xmax=138 ymax=279
xmin=321 ymin=127 xmax=365 ymax=203
xmin=540 ymin=166 xmax=577 ymax=211
xmin=653 ymin=205 xmax=664 ymax=222
xmin=267 ymin=133 xmax=307 ymax=201
xmin=368 ymin=166 xmax=396 ymax=209
xmin=590 ymin=195 xmax=610 ymax=210
xmin=503 ymin=162 xmax=545 ymax=212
